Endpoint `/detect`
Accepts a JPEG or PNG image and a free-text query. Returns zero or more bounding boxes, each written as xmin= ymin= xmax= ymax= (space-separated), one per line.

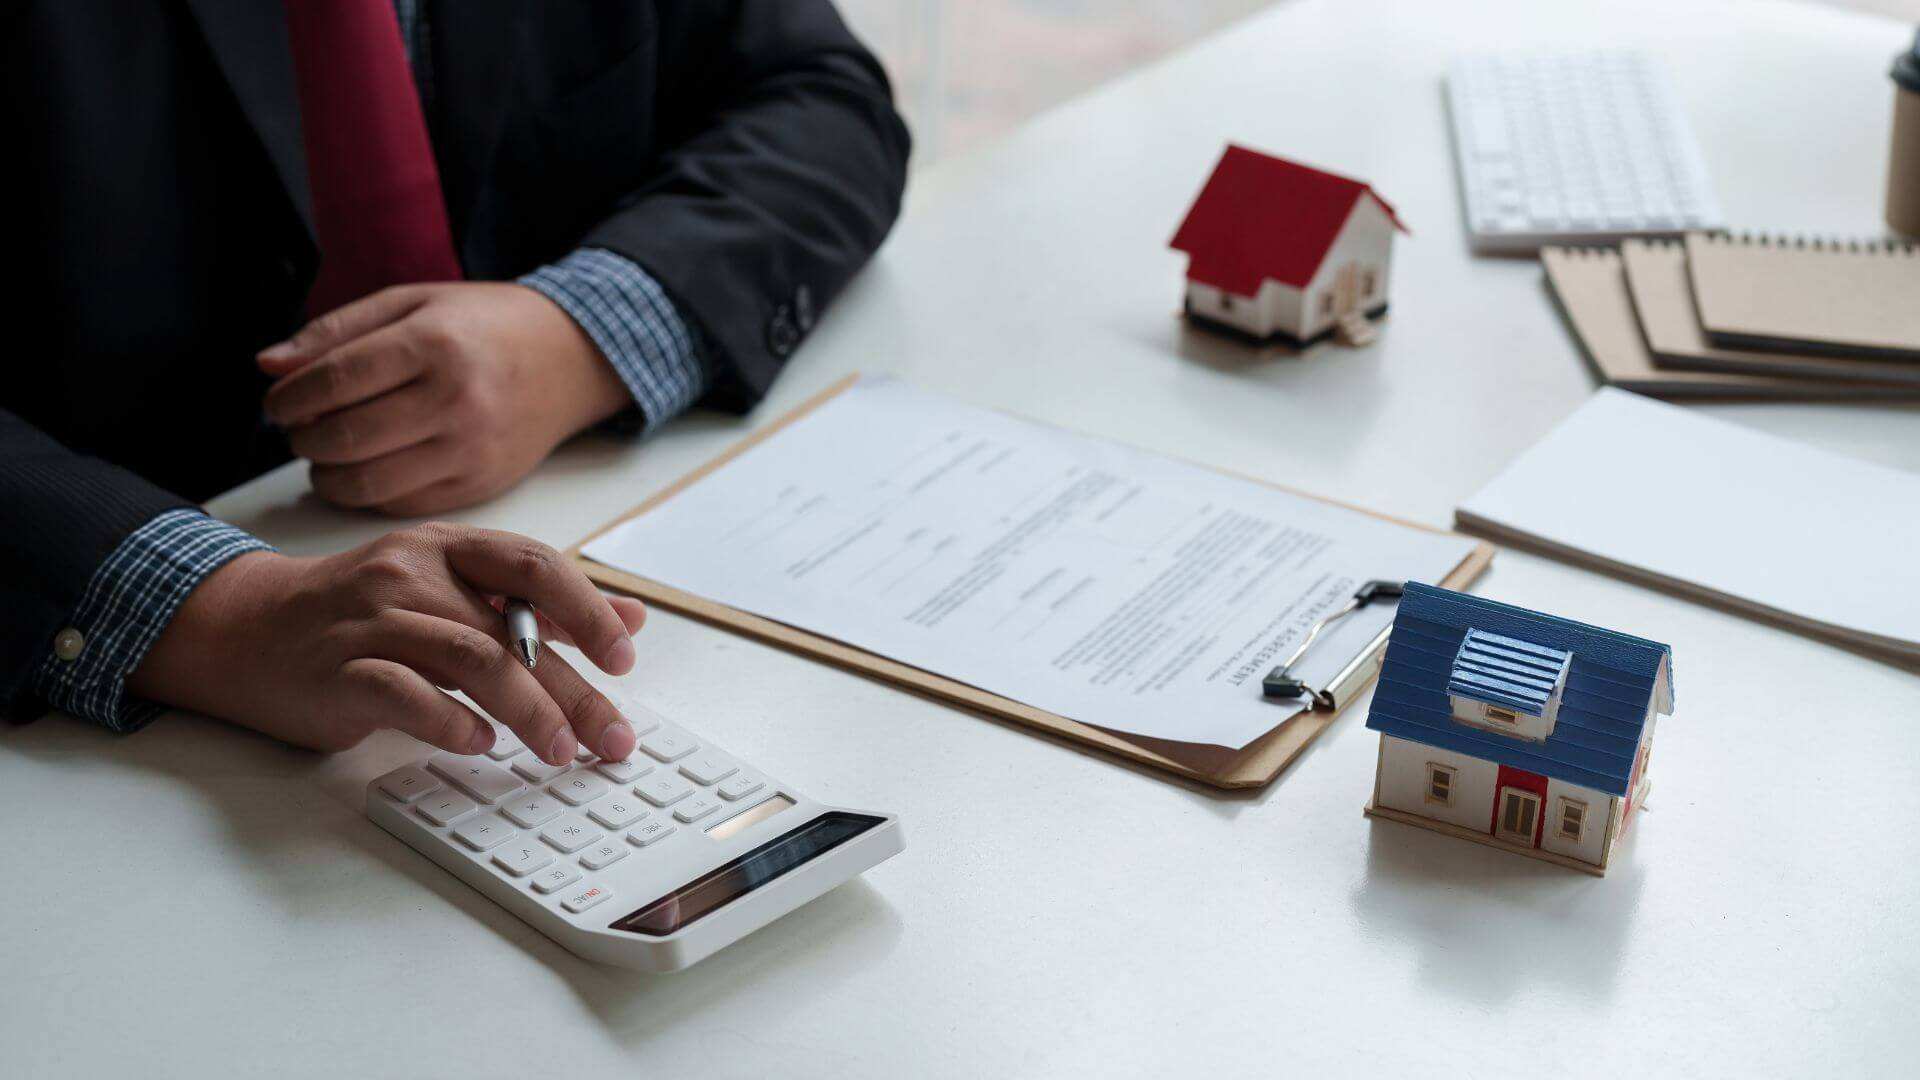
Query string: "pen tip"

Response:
xmin=518 ymin=640 xmax=539 ymax=671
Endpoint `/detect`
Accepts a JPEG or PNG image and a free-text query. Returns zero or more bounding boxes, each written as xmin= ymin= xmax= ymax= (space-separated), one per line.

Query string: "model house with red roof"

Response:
xmin=1170 ymin=145 xmax=1408 ymax=347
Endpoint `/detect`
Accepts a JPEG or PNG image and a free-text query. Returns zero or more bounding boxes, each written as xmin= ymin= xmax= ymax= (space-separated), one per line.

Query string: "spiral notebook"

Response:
xmin=1621 ymin=240 xmax=1920 ymax=386
xmin=1684 ymin=232 xmax=1920 ymax=359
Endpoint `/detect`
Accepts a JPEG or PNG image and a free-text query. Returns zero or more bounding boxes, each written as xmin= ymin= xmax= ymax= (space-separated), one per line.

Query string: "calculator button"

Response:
xmin=679 ymin=754 xmax=737 ymax=786
xmin=485 ymin=727 xmax=525 ymax=761
xmin=674 ymin=795 xmax=722 ymax=823
xmin=595 ymin=758 xmax=654 ymax=784
xmin=614 ymin=701 xmax=664 ymax=738
xmin=627 ymin=820 xmax=676 ymax=847
xmin=530 ymin=864 xmax=582 ymax=895
xmin=580 ymin=841 xmax=628 ymax=871
xmin=500 ymin=792 xmax=562 ymax=829
xmin=640 ymin=731 xmax=697 ymax=763
xmin=428 ymin=754 xmax=524 ymax=804
xmin=634 ymin=773 xmax=694 ymax=807
xmin=716 ymin=774 xmax=766 ymax=801
xmin=452 ymin=813 xmax=518 ymax=852
xmin=588 ymin=798 xmax=648 ymax=830
xmin=510 ymin=757 xmax=569 ymax=784
xmin=416 ymin=791 xmax=479 ymax=827
xmin=561 ymin=884 xmax=612 ymax=914
xmin=492 ymin=843 xmax=553 ymax=877
xmin=376 ymin=765 xmax=440 ymax=803
xmin=550 ymin=771 xmax=611 ymax=806
xmin=574 ymin=744 xmax=596 ymax=762
xmin=540 ymin=814 xmax=602 ymax=853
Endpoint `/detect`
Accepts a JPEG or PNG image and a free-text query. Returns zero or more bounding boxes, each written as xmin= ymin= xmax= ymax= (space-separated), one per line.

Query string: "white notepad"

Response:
xmin=1456 ymin=389 xmax=1920 ymax=667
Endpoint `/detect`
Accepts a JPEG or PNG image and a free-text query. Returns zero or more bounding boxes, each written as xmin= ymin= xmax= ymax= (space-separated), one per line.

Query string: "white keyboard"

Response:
xmin=366 ymin=698 xmax=902 ymax=972
xmin=1446 ymin=50 xmax=1723 ymax=253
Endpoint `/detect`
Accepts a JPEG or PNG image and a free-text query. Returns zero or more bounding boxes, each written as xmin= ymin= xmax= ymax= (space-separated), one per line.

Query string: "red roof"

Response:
xmin=1169 ymin=144 xmax=1407 ymax=296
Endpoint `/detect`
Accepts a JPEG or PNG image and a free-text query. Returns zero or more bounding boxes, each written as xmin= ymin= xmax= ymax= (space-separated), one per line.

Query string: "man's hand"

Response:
xmin=258 ymin=283 xmax=631 ymax=516
xmin=128 ymin=523 xmax=650 ymax=764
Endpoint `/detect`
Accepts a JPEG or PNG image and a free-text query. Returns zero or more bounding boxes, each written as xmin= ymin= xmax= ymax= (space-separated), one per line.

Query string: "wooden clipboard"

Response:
xmin=568 ymin=375 xmax=1492 ymax=790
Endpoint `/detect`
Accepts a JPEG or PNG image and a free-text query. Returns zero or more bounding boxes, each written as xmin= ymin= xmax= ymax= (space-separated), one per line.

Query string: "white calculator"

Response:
xmin=366 ymin=699 xmax=903 ymax=972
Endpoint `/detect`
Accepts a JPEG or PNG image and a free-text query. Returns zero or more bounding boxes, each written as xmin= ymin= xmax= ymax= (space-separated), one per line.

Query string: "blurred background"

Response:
xmin=838 ymin=0 xmax=1920 ymax=166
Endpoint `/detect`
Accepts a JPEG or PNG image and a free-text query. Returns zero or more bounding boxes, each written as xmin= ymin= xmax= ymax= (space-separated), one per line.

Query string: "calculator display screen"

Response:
xmin=609 ymin=810 xmax=886 ymax=936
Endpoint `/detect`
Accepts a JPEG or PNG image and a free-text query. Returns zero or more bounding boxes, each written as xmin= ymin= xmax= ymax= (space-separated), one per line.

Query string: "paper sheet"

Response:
xmin=1459 ymin=388 xmax=1920 ymax=653
xmin=584 ymin=377 xmax=1476 ymax=748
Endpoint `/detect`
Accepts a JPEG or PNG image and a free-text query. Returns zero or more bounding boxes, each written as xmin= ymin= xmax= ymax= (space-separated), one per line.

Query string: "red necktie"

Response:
xmin=281 ymin=0 xmax=464 ymax=315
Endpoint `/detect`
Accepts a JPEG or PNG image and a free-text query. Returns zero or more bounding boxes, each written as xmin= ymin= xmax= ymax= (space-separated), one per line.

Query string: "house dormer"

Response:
xmin=1444 ymin=628 xmax=1571 ymax=742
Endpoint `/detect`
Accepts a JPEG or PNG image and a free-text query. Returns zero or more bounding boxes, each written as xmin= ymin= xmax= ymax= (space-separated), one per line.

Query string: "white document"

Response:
xmin=584 ymin=377 xmax=1476 ymax=749
xmin=1458 ymin=388 xmax=1920 ymax=659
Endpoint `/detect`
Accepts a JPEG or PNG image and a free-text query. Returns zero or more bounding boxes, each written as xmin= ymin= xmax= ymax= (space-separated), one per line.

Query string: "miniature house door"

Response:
xmin=1496 ymin=787 xmax=1541 ymax=846
xmin=1331 ymin=262 xmax=1364 ymax=317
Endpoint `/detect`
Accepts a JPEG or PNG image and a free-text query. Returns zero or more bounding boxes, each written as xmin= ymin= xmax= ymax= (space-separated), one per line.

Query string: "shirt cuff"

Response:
xmin=32 ymin=508 xmax=274 ymax=733
xmin=519 ymin=247 xmax=712 ymax=433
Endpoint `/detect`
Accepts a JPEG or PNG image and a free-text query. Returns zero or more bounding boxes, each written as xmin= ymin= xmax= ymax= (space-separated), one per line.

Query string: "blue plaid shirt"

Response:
xmin=31 ymin=0 xmax=707 ymax=731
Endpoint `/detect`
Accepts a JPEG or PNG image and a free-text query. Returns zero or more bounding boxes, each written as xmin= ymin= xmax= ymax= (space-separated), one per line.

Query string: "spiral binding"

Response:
xmin=1696 ymin=230 xmax=1918 ymax=255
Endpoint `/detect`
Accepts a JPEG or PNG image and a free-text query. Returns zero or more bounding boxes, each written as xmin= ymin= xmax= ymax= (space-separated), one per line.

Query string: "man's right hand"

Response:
xmin=127 ymin=523 xmax=649 ymax=765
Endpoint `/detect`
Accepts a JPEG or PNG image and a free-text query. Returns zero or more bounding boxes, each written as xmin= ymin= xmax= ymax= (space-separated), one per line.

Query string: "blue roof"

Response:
xmin=1366 ymin=583 xmax=1674 ymax=797
xmin=1447 ymin=629 xmax=1569 ymax=716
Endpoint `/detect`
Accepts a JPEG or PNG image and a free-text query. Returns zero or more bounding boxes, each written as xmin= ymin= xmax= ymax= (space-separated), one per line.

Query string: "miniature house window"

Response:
xmin=1445 ymin=629 xmax=1572 ymax=742
xmin=1320 ymin=292 xmax=1334 ymax=316
xmin=1497 ymin=789 xmax=1541 ymax=843
xmin=1220 ymin=293 xmax=1234 ymax=311
xmin=1362 ymin=268 xmax=1378 ymax=296
xmin=1425 ymin=763 xmax=1455 ymax=806
xmin=1556 ymin=798 xmax=1587 ymax=842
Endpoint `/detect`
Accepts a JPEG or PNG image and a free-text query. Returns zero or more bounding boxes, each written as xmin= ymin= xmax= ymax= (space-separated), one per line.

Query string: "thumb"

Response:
xmin=257 ymin=285 xmax=431 ymax=374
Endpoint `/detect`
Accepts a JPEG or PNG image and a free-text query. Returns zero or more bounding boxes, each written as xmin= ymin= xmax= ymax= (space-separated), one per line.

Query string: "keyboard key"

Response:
xmin=580 ymin=841 xmax=628 ymax=871
xmin=595 ymin=757 xmax=654 ymax=784
xmin=530 ymin=864 xmax=582 ymax=895
xmin=627 ymin=819 xmax=676 ymax=847
xmin=588 ymin=797 xmax=648 ymax=830
xmin=673 ymin=795 xmax=722 ymax=824
xmin=492 ymin=843 xmax=553 ymax=877
xmin=640 ymin=730 xmax=697 ymax=763
xmin=501 ymin=792 xmax=562 ymax=829
xmin=550 ymin=771 xmax=611 ymax=806
xmin=716 ymin=774 xmax=766 ymax=802
xmin=484 ymin=725 xmax=525 ymax=761
xmin=634 ymin=772 xmax=694 ymax=807
xmin=561 ymin=884 xmax=612 ymax=914
xmin=376 ymin=765 xmax=440 ymax=803
xmin=453 ymin=813 xmax=518 ymax=852
xmin=511 ymin=757 xmax=568 ymax=784
xmin=428 ymin=754 xmax=523 ymax=804
xmin=416 ymin=791 xmax=479 ymax=827
xmin=540 ymin=814 xmax=602 ymax=853
xmin=679 ymin=754 xmax=737 ymax=786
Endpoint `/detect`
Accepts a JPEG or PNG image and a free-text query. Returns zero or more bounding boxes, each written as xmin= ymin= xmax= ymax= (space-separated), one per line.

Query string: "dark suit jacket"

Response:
xmin=2 ymin=0 xmax=908 ymax=718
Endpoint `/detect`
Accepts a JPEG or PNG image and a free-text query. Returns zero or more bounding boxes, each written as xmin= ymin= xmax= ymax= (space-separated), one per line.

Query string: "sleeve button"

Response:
xmin=53 ymin=628 xmax=86 ymax=662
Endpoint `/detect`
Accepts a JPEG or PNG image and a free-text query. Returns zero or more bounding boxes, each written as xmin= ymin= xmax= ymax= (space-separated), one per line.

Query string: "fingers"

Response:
xmin=263 ymin=322 xmax=428 ymax=427
xmin=526 ymin=650 xmax=637 ymax=762
xmin=257 ymin=285 xmax=430 ymax=375
xmin=311 ymin=440 xmax=456 ymax=509
xmin=286 ymin=382 xmax=443 ymax=465
xmin=366 ymin=609 xmax=579 ymax=764
xmin=441 ymin=528 xmax=638 ymax=676
xmin=341 ymin=657 xmax=494 ymax=754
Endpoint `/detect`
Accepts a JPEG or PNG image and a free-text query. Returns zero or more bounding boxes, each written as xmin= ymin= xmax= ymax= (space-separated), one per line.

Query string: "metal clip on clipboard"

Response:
xmin=1261 ymin=580 xmax=1405 ymax=710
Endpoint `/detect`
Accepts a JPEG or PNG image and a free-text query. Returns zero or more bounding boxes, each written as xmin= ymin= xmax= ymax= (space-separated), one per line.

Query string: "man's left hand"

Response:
xmin=259 ymin=282 xmax=630 ymax=516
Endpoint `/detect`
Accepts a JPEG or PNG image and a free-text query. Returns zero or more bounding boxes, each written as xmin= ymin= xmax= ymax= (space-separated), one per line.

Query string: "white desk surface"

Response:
xmin=8 ymin=0 xmax=1918 ymax=1076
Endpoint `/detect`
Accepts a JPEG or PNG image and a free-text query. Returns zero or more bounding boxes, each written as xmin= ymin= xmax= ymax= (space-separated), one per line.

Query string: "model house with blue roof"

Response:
xmin=1363 ymin=583 xmax=1674 ymax=875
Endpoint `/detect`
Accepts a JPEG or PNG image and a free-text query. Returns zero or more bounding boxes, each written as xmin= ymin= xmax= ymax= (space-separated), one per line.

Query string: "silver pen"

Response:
xmin=504 ymin=599 xmax=540 ymax=670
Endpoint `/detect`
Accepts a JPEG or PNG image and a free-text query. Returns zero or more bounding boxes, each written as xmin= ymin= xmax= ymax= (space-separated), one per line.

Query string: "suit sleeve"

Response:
xmin=1 ymin=410 xmax=270 ymax=728
xmin=579 ymin=0 xmax=910 ymax=411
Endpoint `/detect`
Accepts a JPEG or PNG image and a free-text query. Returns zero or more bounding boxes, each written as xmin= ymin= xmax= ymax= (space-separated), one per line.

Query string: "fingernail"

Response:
xmin=258 ymin=342 xmax=299 ymax=361
xmin=608 ymin=637 xmax=637 ymax=675
xmin=548 ymin=728 xmax=578 ymax=764
xmin=602 ymin=719 xmax=635 ymax=761
xmin=466 ymin=726 xmax=495 ymax=755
